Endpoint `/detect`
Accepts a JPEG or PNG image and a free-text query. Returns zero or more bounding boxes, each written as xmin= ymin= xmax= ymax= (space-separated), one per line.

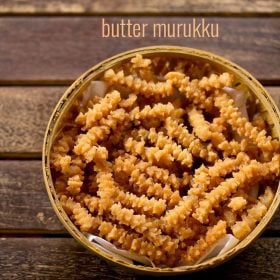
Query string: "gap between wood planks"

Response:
xmin=0 ymin=0 xmax=279 ymax=16
xmin=0 ymin=12 xmax=279 ymax=17
xmin=0 ymin=230 xmax=68 ymax=237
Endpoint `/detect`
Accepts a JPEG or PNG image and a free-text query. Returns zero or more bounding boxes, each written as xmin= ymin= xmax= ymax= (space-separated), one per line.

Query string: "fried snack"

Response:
xmin=139 ymin=127 xmax=193 ymax=167
xmin=188 ymin=107 xmax=212 ymax=141
xmin=81 ymin=172 xmax=167 ymax=217
xmin=188 ymin=106 xmax=248 ymax=156
xmin=54 ymin=175 xmax=68 ymax=195
xmin=198 ymin=73 xmax=233 ymax=90
xmin=50 ymin=130 xmax=86 ymax=195
xmin=228 ymin=197 xmax=247 ymax=211
xmin=130 ymin=170 xmax=181 ymax=206
xmin=74 ymin=126 xmax=110 ymax=155
xmin=130 ymin=102 xmax=175 ymax=122
xmin=165 ymin=72 xmax=212 ymax=111
xmin=182 ymin=220 xmax=227 ymax=265
xmin=165 ymin=117 xmax=218 ymax=162
xmin=114 ymin=154 xmax=178 ymax=201
xmin=96 ymin=170 xmax=117 ymax=215
xmin=83 ymin=194 xmax=99 ymax=214
xmin=75 ymin=90 xmax=121 ymax=129
xmin=116 ymin=190 xmax=166 ymax=216
xmin=50 ymin=128 xmax=77 ymax=172
xmin=146 ymin=165 xmax=182 ymax=190
xmin=222 ymin=208 xmax=237 ymax=227
xmin=193 ymin=155 xmax=280 ymax=223
xmin=161 ymin=196 xmax=197 ymax=232
xmin=130 ymin=54 xmax=155 ymax=81
xmin=104 ymin=69 xmax=173 ymax=98
xmin=99 ymin=221 xmax=168 ymax=265
xmin=124 ymin=137 xmax=174 ymax=166
xmin=60 ymin=195 xmax=101 ymax=232
xmin=74 ymin=108 xmax=128 ymax=162
xmin=131 ymin=53 xmax=152 ymax=69
xmin=189 ymin=152 xmax=250 ymax=197
xmin=110 ymin=202 xmax=157 ymax=234
xmin=165 ymin=72 xmax=233 ymax=111
xmin=231 ymin=187 xmax=274 ymax=239
xmin=215 ymin=92 xmax=280 ymax=155
xmin=67 ymin=174 xmax=84 ymax=195
xmin=110 ymin=202 xmax=179 ymax=254
xmin=119 ymin=93 xmax=138 ymax=109
xmin=50 ymin=53 xmax=280 ymax=267
xmin=114 ymin=154 xmax=181 ymax=190
xmin=76 ymin=144 xmax=108 ymax=165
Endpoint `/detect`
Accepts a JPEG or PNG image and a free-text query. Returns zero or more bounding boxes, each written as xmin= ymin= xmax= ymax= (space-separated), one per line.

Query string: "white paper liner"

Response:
xmin=177 ymin=234 xmax=239 ymax=267
xmin=218 ymin=234 xmax=240 ymax=255
xmin=223 ymin=86 xmax=249 ymax=142
xmin=81 ymin=81 xmax=108 ymax=106
xmin=194 ymin=234 xmax=238 ymax=264
xmin=223 ymin=87 xmax=249 ymax=120
xmin=83 ymin=232 xmax=154 ymax=266
xmin=84 ymin=232 xmax=239 ymax=268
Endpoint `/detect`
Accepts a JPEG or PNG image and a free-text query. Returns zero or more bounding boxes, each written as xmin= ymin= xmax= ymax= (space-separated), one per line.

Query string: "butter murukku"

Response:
xmin=215 ymin=92 xmax=280 ymax=155
xmin=104 ymin=69 xmax=174 ymax=98
xmin=231 ymin=186 xmax=274 ymax=239
xmin=75 ymin=90 xmax=121 ymax=129
xmin=50 ymin=53 xmax=280 ymax=267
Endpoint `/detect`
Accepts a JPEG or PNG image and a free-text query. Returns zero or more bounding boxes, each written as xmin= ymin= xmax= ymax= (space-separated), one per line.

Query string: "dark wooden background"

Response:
xmin=0 ymin=1 xmax=279 ymax=279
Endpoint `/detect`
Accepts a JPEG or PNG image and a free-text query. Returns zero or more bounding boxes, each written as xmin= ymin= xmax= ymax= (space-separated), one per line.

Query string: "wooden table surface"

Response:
xmin=0 ymin=1 xmax=279 ymax=279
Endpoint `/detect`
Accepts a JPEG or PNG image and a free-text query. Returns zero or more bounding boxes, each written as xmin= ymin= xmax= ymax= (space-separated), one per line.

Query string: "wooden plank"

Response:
xmin=0 ymin=86 xmax=279 ymax=154
xmin=0 ymin=86 xmax=65 ymax=154
xmin=0 ymin=160 xmax=63 ymax=231
xmin=0 ymin=237 xmax=279 ymax=279
xmin=0 ymin=238 xmax=135 ymax=279
xmin=0 ymin=17 xmax=279 ymax=83
xmin=0 ymin=0 xmax=279 ymax=15
xmin=0 ymin=160 xmax=279 ymax=232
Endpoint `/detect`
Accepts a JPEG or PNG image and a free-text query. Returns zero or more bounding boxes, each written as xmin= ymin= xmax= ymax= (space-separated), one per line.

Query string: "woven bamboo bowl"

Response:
xmin=43 ymin=46 xmax=280 ymax=275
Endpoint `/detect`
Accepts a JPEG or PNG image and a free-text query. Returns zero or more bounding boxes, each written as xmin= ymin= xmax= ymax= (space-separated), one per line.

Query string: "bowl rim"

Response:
xmin=42 ymin=45 xmax=280 ymax=275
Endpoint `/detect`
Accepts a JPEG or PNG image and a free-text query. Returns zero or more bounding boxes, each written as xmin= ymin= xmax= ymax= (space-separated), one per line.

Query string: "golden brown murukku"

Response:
xmin=50 ymin=54 xmax=280 ymax=267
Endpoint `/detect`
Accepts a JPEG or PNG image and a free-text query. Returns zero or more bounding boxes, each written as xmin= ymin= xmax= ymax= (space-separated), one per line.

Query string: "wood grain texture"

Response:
xmin=0 ymin=160 xmax=63 ymax=231
xmin=0 ymin=237 xmax=279 ymax=279
xmin=0 ymin=0 xmax=279 ymax=14
xmin=0 ymin=86 xmax=65 ymax=154
xmin=0 ymin=17 xmax=279 ymax=83
xmin=0 ymin=160 xmax=279 ymax=232
xmin=0 ymin=87 xmax=279 ymax=154
xmin=0 ymin=237 xmax=135 ymax=279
